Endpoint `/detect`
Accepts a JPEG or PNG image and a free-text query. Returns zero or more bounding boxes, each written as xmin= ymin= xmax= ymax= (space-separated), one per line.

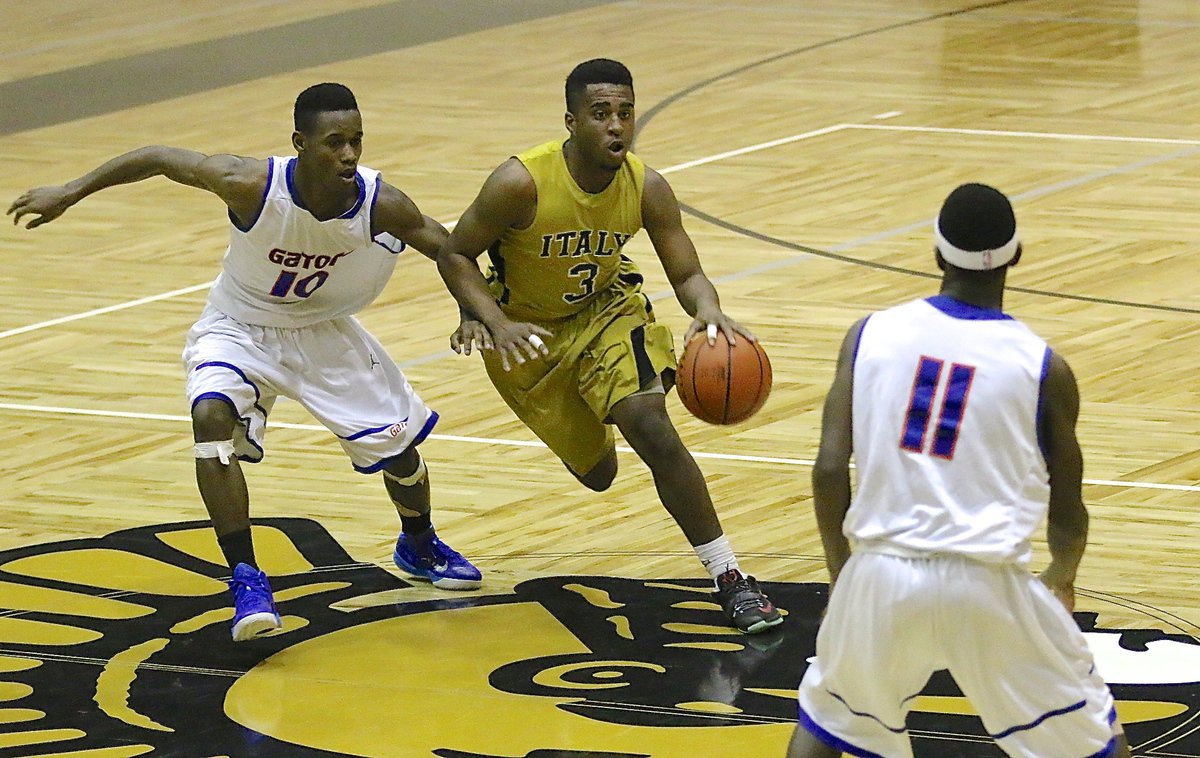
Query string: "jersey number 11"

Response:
xmin=899 ymin=356 xmax=976 ymax=459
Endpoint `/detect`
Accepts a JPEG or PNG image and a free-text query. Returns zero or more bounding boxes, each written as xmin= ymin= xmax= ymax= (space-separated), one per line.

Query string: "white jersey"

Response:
xmin=206 ymin=156 xmax=405 ymax=328
xmin=845 ymin=295 xmax=1052 ymax=564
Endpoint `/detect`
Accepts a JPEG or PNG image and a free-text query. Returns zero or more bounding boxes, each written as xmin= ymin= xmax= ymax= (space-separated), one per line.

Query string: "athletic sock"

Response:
xmin=218 ymin=529 xmax=256 ymax=571
xmin=400 ymin=513 xmax=433 ymax=537
xmin=693 ymin=535 xmax=742 ymax=587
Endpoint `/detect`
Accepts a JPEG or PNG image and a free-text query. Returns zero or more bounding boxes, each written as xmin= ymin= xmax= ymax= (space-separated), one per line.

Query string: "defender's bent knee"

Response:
xmin=192 ymin=398 xmax=238 ymax=442
xmin=572 ymin=451 xmax=617 ymax=492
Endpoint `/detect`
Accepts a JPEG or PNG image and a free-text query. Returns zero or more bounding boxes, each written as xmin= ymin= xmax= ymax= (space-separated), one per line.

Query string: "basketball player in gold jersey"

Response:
xmin=438 ymin=58 xmax=781 ymax=633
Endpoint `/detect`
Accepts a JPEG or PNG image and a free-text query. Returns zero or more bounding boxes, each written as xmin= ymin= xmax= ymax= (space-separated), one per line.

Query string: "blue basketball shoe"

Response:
xmin=228 ymin=563 xmax=282 ymax=642
xmin=393 ymin=528 xmax=482 ymax=590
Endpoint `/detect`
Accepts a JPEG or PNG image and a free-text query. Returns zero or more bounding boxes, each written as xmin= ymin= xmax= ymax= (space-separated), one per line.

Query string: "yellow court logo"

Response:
xmin=0 ymin=519 xmax=1196 ymax=757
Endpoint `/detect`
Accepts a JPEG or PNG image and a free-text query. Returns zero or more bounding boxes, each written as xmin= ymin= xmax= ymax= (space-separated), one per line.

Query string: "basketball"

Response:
xmin=676 ymin=331 xmax=772 ymax=425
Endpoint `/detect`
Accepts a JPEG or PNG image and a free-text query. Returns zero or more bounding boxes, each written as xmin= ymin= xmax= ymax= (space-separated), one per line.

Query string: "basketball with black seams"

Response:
xmin=676 ymin=331 xmax=772 ymax=425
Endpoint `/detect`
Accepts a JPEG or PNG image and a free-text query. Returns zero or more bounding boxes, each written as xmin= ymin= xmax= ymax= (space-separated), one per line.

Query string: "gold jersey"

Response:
xmin=486 ymin=140 xmax=646 ymax=322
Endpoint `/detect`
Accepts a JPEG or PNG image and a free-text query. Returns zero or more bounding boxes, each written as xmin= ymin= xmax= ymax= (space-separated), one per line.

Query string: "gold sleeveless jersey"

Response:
xmin=486 ymin=140 xmax=645 ymax=321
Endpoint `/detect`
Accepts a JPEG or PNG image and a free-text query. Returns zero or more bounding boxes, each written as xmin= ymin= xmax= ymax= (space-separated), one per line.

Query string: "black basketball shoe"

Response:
xmin=715 ymin=569 xmax=784 ymax=634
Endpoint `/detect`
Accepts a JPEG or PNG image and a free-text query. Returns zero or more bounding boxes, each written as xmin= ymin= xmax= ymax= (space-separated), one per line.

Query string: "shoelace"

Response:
xmin=426 ymin=537 xmax=465 ymax=564
xmin=231 ymin=580 xmax=272 ymax=608
xmin=407 ymin=534 xmax=461 ymax=569
xmin=230 ymin=577 xmax=266 ymax=593
xmin=723 ymin=577 xmax=769 ymax=614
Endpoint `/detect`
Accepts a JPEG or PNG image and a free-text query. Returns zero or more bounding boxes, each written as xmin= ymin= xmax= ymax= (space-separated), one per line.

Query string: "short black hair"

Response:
xmin=938 ymin=183 xmax=1016 ymax=252
xmin=565 ymin=58 xmax=634 ymax=113
xmin=294 ymin=83 xmax=358 ymax=133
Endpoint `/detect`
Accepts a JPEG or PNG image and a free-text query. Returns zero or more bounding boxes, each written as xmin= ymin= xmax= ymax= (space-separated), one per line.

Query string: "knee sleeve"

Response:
xmin=194 ymin=440 xmax=236 ymax=465
xmin=383 ymin=453 xmax=426 ymax=486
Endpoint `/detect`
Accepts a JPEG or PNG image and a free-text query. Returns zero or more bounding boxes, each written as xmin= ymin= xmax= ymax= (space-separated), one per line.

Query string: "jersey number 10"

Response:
xmin=270 ymin=270 xmax=329 ymax=299
xmin=899 ymin=356 xmax=976 ymax=459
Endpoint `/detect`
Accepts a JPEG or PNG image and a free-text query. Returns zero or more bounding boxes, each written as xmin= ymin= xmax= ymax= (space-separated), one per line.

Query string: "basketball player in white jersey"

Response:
xmin=788 ymin=184 xmax=1130 ymax=757
xmin=8 ymin=83 xmax=482 ymax=642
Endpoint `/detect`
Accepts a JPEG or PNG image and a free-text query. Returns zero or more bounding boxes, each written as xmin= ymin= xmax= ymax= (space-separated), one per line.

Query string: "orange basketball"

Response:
xmin=676 ymin=331 xmax=772 ymax=425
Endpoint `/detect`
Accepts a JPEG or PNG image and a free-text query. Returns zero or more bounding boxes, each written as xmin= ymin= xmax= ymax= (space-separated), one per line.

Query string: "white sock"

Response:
xmin=693 ymin=535 xmax=742 ymax=586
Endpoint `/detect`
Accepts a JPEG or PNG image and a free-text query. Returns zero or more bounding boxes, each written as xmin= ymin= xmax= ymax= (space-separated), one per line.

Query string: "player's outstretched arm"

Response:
xmin=370 ymin=182 xmax=492 ymax=354
xmin=437 ymin=159 xmax=549 ymax=371
xmin=811 ymin=318 xmax=864 ymax=591
xmin=642 ymin=168 xmax=753 ymax=346
xmin=1039 ymin=350 xmax=1088 ymax=612
xmin=371 ymin=181 xmax=448 ymax=260
xmin=7 ymin=146 xmax=268 ymax=229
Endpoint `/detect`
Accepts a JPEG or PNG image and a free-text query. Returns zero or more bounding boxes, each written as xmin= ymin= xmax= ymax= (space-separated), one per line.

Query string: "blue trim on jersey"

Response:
xmin=1036 ymin=346 xmax=1052 ymax=461
xmin=189 ymin=391 xmax=265 ymax=463
xmin=228 ymin=157 xmax=274 ymax=232
xmin=340 ymin=171 xmax=367 ymax=219
xmin=355 ymin=456 xmax=397 ymax=474
xmin=339 ymin=419 xmax=410 ymax=442
xmin=797 ymin=704 xmax=888 ymax=758
xmin=850 ymin=314 xmax=871 ymax=372
xmin=351 ymin=412 xmax=439 ymax=474
xmin=1085 ymin=706 xmax=1119 ymax=757
xmin=925 ymin=295 xmax=1014 ymax=321
xmin=368 ymin=173 xmax=408 ymax=255
xmin=990 ymin=699 xmax=1086 ymax=740
xmin=373 ymin=236 xmax=406 ymax=254
xmin=284 ymin=158 xmax=301 ymax=208
xmin=284 ymin=157 xmax=366 ymax=219
xmin=412 ymin=410 xmax=439 ymax=447
xmin=367 ymin=173 xmax=382 ymax=232
xmin=827 ymin=690 xmax=907 ymax=734
xmin=192 ymin=361 xmax=269 ymax=418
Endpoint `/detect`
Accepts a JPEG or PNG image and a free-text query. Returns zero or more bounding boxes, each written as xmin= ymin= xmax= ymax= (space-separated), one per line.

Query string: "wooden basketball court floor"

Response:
xmin=0 ymin=1 xmax=1197 ymax=756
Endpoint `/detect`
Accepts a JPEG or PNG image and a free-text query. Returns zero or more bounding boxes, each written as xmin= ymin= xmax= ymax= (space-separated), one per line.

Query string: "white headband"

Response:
xmin=934 ymin=219 xmax=1019 ymax=271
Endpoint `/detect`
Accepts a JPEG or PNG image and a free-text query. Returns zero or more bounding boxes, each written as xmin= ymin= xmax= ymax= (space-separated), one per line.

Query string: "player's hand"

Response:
xmin=450 ymin=318 xmax=492 ymax=356
xmin=487 ymin=319 xmax=552 ymax=372
xmin=1038 ymin=569 xmax=1076 ymax=613
xmin=7 ymin=186 xmax=78 ymax=228
xmin=684 ymin=309 xmax=757 ymax=347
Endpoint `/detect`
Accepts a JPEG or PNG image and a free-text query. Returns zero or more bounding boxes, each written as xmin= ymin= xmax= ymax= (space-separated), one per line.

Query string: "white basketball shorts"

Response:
xmin=797 ymin=551 xmax=1118 ymax=758
xmin=182 ymin=305 xmax=436 ymax=472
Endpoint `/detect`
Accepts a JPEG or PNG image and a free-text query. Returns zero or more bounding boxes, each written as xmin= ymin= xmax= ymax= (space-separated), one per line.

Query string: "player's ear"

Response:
xmin=292 ymin=131 xmax=305 ymax=154
xmin=1009 ymin=244 xmax=1023 ymax=268
xmin=934 ymin=247 xmax=948 ymax=272
xmin=564 ymin=109 xmax=576 ymax=137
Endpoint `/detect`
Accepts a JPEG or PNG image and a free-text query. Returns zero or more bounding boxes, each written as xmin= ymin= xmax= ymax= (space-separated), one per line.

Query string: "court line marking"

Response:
xmin=0 ymin=282 xmax=215 ymax=339
xmin=656 ymin=124 xmax=849 ymax=174
xmin=0 ymin=401 xmax=1195 ymax=493
xmin=0 ymin=218 xmax=444 ymax=341
xmin=5 ymin=121 xmax=1196 ymax=342
xmin=849 ymin=123 xmax=1200 ymax=146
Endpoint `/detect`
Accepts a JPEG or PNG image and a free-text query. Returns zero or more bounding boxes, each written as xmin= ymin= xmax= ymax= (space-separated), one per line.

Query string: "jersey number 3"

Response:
xmin=899 ymin=356 xmax=976 ymax=459
xmin=563 ymin=263 xmax=599 ymax=304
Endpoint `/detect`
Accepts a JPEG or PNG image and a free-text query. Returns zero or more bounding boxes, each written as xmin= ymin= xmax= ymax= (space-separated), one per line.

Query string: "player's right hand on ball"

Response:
xmin=684 ymin=310 xmax=757 ymax=347
xmin=488 ymin=319 xmax=552 ymax=371
xmin=7 ymin=185 xmax=77 ymax=228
